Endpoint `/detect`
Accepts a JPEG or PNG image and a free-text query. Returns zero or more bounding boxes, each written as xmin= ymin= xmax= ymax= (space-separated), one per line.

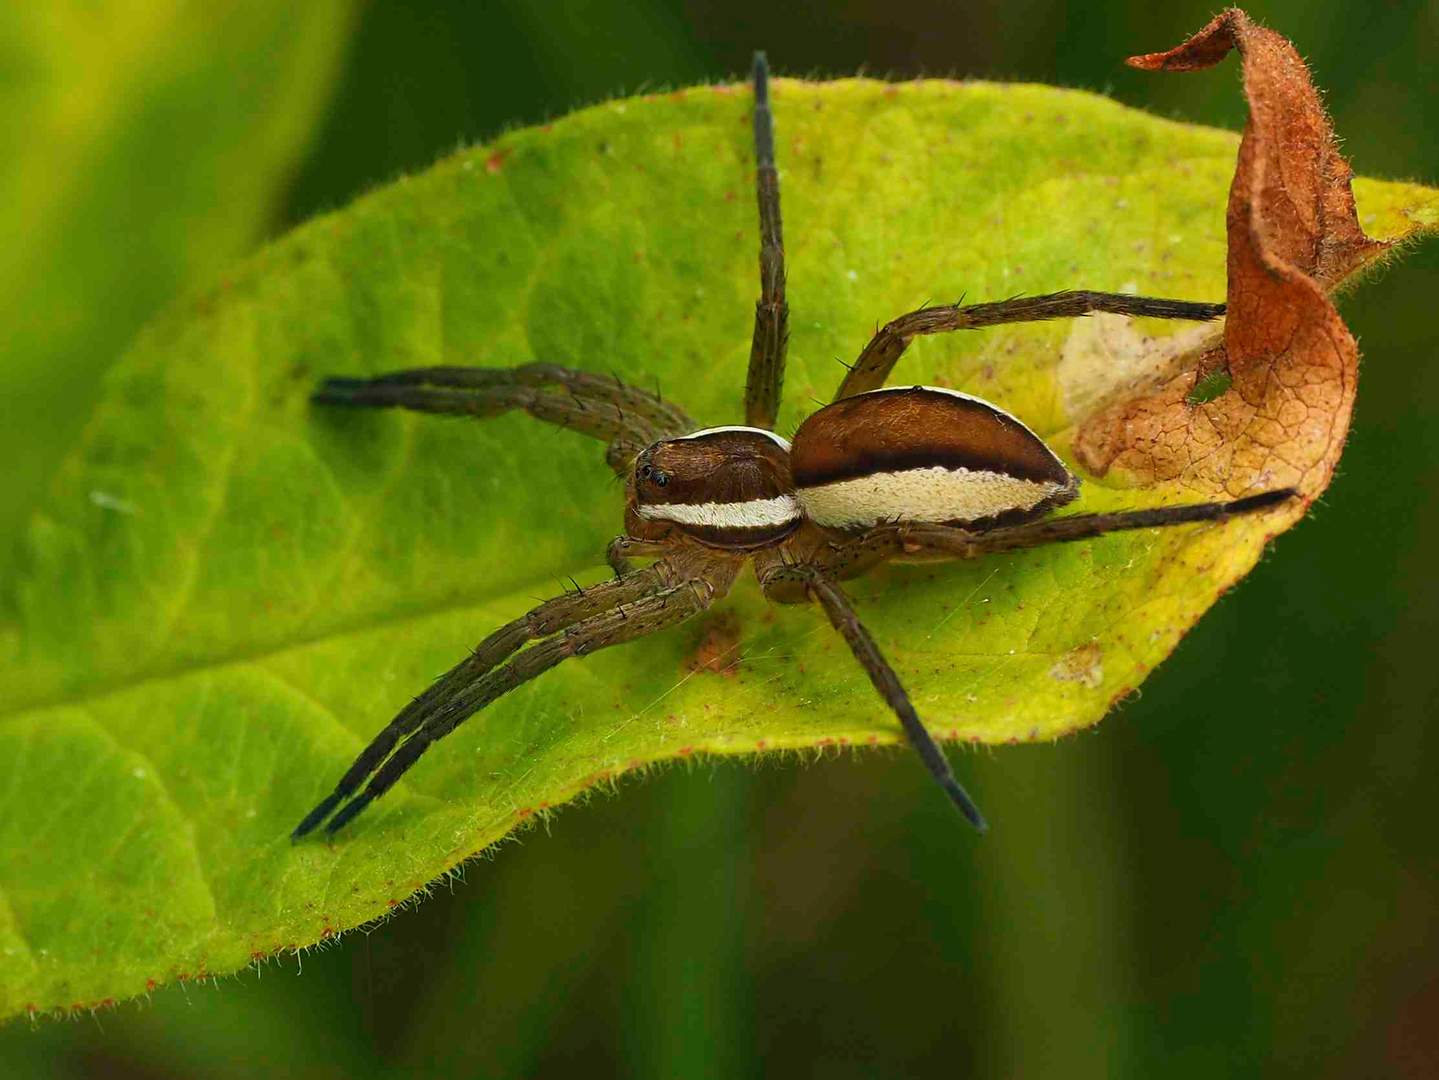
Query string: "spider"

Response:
xmin=293 ymin=54 xmax=1295 ymax=840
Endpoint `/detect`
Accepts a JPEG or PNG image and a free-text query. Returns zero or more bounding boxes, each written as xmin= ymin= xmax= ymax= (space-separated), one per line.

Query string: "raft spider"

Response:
xmin=293 ymin=53 xmax=1293 ymax=839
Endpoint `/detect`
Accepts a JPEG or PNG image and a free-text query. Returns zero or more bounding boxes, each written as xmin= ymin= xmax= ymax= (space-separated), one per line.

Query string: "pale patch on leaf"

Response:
xmin=1057 ymin=313 xmax=1222 ymax=422
xmin=1048 ymin=642 xmax=1105 ymax=690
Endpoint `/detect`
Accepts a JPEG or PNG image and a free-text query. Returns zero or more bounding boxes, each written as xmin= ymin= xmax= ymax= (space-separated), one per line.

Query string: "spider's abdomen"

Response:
xmin=631 ymin=426 xmax=800 ymax=548
xmin=791 ymin=387 xmax=1078 ymax=530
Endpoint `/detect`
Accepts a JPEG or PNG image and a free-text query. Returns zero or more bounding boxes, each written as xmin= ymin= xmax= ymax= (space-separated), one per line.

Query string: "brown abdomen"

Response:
xmin=791 ymin=387 xmax=1078 ymax=529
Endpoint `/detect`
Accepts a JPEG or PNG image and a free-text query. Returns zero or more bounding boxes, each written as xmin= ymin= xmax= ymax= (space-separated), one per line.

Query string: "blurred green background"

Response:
xmin=3 ymin=1 xmax=1437 ymax=1076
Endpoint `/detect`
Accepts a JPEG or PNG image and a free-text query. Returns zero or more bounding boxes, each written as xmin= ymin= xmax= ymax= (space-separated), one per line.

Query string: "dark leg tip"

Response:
xmin=291 ymin=792 xmax=343 ymax=841
xmin=324 ymin=793 xmax=373 ymax=837
xmin=311 ymin=377 xmax=371 ymax=406
xmin=1231 ymin=487 xmax=1300 ymax=514
xmin=946 ymin=781 xmax=989 ymax=834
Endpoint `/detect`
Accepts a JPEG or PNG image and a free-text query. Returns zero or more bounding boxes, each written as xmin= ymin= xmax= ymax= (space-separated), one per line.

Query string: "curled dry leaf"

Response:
xmin=1074 ymin=8 xmax=1392 ymax=504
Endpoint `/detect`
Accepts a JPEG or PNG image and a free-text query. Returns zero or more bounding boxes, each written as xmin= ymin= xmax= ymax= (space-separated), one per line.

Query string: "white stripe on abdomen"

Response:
xmin=797 ymin=466 xmax=1065 ymax=529
xmin=637 ymin=493 xmax=801 ymax=530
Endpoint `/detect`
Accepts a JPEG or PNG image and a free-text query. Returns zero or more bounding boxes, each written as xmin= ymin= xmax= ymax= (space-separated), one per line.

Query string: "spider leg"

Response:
xmin=803 ymin=489 xmax=1298 ymax=579
xmin=311 ymin=571 xmax=721 ymax=837
xmin=759 ymin=562 xmax=987 ymax=831
xmin=837 ymin=290 xmax=1226 ymax=399
xmin=744 ymin=51 xmax=789 ymax=431
xmin=291 ymin=561 xmax=683 ymax=839
xmin=314 ymin=362 xmax=694 ymax=472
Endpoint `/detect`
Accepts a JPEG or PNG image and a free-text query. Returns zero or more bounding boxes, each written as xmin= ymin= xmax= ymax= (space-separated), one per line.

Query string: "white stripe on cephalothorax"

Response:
xmin=797 ymin=465 xmax=1068 ymax=529
xmin=678 ymin=425 xmax=793 ymax=451
xmin=637 ymin=493 xmax=801 ymax=530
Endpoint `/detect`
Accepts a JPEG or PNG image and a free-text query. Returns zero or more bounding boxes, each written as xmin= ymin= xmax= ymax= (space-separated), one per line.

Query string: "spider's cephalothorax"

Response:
xmin=293 ymin=54 xmax=1296 ymax=840
xmin=628 ymin=426 xmax=800 ymax=549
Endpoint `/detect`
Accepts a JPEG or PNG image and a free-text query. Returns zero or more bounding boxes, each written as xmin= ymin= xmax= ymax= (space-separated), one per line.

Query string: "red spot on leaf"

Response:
xmin=485 ymin=149 xmax=511 ymax=174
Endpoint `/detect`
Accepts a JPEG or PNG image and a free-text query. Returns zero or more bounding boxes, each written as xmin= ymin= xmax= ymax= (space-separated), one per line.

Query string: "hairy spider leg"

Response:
xmin=744 ymin=51 xmax=790 ymax=432
xmin=292 ymin=563 xmax=684 ymax=839
xmin=837 ymin=290 xmax=1227 ymax=399
xmin=799 ymin=489 xmax=1299 ymax=581
xmin=320 ymin=572 xmax=725 ymax=836
xmin=759 ymin=563 xmax=987 ymax=831
xmin=314 ymin=362 xmax=694 ymax=472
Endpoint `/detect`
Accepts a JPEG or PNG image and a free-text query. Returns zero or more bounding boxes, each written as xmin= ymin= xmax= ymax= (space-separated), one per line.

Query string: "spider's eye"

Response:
xmin=655 ymin=473 xmax=668 ymax=487
xmin=639 ymin=464 xmax=653 ymax=480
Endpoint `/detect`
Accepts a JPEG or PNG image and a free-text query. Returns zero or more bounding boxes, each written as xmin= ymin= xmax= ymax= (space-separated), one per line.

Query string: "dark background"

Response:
xmin=6 ymin=1 xmax=1438 ymax=1076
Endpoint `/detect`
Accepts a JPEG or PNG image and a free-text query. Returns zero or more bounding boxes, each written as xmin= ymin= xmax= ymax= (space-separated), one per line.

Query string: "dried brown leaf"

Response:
xmin=1075 ymin=8 xmax=1391 ymax=501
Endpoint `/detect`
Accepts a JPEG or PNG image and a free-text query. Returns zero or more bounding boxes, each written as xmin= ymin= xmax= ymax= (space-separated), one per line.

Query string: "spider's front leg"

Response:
xmin=314 ymin=362 xmax=694 ymax=473
xmin=292 ymin=557 xmax=726 ymax=839
xmin=837 ymin=290 xmax=1226 ymax=399
xmin=757 ymin=556 xmax=987 ymax=831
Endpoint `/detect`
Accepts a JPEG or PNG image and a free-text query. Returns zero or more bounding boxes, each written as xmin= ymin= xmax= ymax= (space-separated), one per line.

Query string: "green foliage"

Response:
xmin=0 ymin=78 xmax=1433 ymax=1020
xmin=0 ymin=0 xmax=356 ymax=570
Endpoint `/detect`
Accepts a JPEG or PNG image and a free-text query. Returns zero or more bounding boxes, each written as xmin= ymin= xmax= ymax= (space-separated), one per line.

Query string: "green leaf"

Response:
xmin=1 ymin=79 xmax=1433 ymax=1019
xmin=0 ymin=0 xmax=357 ymax=571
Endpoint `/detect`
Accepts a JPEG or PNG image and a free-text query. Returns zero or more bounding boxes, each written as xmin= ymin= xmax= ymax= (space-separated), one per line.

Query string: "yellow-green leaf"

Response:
xmin=1 ymin=78 xmax=1433 ymax=1019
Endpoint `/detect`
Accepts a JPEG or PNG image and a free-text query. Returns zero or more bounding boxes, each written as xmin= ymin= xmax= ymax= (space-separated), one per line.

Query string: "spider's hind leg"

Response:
xmin=837 ymin=290 xmax=1226 ymax=399
xmin=314 ymin=362 xmax=694 ymax=473
xmin=803 ymin=488 xmax=1299 ymax=576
